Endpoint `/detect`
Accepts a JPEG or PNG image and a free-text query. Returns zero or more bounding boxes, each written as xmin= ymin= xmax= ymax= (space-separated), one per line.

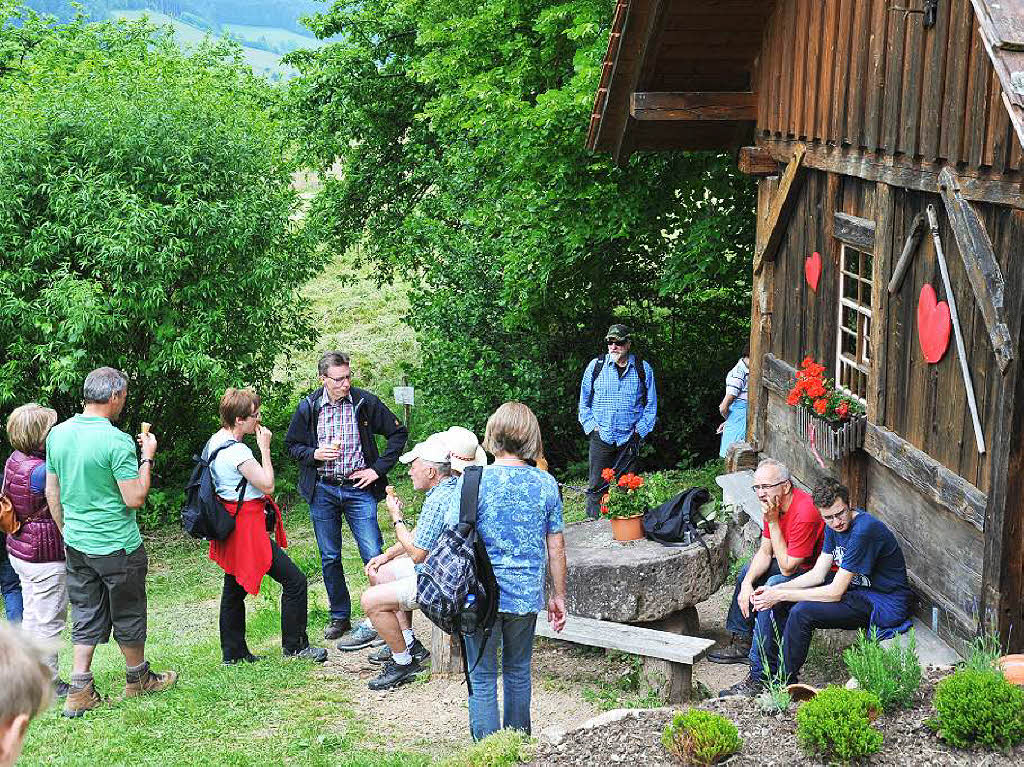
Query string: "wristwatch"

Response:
xmin=140 ymin=458 xmax=155 ymax=467
xmin=393 ymin=518 xmax=406 ymax=528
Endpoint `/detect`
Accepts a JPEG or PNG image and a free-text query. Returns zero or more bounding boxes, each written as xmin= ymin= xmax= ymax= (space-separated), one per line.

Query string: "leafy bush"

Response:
xmin=929 ymin=668 xmax=1024 ymax=749
xmin=796 ymin=686 xmax=882 ymax=762
xmin=843 ymin=627 xmax=921 ymax=711
xmin=442 ymin=728 xmax=532 ymax=766
xmin=661 ymin=709 xmax=742 ymax=766
xmin=0 ymin=9 xmax=321 ymax=509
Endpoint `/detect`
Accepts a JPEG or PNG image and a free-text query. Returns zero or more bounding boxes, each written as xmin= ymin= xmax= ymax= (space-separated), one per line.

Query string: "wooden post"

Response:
xmin=747 ymin=177 xmax=777 ymax=451
xmin=429 ymin=625 xmax=464 ymax=678
xmin=402 ymin=375 xmax=411 ymax=426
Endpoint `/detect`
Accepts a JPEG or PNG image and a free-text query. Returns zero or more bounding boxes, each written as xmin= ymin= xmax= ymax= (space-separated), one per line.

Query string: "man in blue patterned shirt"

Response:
xmin=578 ymin=324 xmax=658 ymax=518
xmin=360 ymin=431 xmax=482 ymax=690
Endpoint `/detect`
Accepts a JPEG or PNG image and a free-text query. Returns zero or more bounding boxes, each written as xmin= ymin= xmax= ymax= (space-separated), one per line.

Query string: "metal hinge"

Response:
xmin=889 ymin=0 xmax=938 ymax=28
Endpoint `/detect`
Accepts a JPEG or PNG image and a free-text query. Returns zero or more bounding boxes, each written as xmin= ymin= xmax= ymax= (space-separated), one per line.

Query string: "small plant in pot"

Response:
xmin=600 ymin=468 xmax=647 ymax=541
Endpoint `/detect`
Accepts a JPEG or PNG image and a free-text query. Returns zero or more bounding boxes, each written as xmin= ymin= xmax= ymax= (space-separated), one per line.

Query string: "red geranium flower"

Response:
xmin=813 ymin=398 xmax=828 ymax=415
xmin=837 ymin=401 xmax=850 ymax=418
xmin=601 ymin=467 xmax=616 ymax=482
xmin=787 ymin=390 xmax=801 ymax=406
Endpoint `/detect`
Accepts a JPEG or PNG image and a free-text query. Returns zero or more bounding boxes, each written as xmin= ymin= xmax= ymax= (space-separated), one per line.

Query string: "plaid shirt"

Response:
xmin=316 ymin=389 xmax=365 ymax=479
xmin=578 ymin=354 xmax=657 ymax=446
xmin=412 ymin=475 xmax=459 ymax=573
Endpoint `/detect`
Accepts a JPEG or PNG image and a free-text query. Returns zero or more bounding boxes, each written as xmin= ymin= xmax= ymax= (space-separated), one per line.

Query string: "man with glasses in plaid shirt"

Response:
xmin=285 ymin=351 xmax=408 ymax=649
xmin=578 ymin=324 xmax=658 ymax=520
xmin=708 ymin=458 xmax=824 ymax=672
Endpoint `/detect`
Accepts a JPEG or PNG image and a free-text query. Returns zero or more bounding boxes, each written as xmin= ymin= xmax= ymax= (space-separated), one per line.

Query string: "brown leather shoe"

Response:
xmin=63 ymin=680 xmax=104 ymax=718
xmin=707 ymin=635 xmax=753 ymax=665
xmin=124 ymin=662 xmax=178 ymax=698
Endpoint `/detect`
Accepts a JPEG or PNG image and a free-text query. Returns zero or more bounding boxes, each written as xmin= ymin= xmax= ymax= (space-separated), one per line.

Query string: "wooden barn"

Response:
xmin=587 ymin=0 xmax=1024 ymax=653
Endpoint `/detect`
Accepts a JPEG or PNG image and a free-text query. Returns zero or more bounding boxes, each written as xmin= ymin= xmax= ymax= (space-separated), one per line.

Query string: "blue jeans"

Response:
xmin=748 ymin=573 xmax=792 ymax=678
xmin=0 ymin=539 xmax=24 ymax=622
xmin=308 ymin=482 xmax=383 ymax=620
xmin=463 ymin=612 xmax=538 ymax=741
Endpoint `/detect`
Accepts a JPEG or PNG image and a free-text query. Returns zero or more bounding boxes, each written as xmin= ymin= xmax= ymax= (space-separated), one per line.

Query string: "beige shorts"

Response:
xmin=387 ymin=556 xmax=419 ymax=611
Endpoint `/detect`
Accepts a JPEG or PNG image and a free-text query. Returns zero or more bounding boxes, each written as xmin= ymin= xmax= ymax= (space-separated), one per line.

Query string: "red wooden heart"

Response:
xmin=804 ymin=251 xmax=822 ymax=292
xmin=917 ymin=283 xmax=952 ymax=363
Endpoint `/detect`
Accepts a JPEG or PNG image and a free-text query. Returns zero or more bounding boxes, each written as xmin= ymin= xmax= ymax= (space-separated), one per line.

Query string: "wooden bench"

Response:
xmin=534 ymin=611 xmax=715 ymax=702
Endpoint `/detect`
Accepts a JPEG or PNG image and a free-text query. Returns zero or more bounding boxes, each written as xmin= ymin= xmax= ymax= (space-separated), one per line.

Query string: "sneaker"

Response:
xmin=707 ymin=635 xmax=753 ymax=665
xmin=54 ymin=679 xmax=71 ymax=698
xmin=124 ymin=662 xmax=178 ymax=698
xmin=324 ymin=618 xmax=352 ymax=641
xmin=336 ymin=622 xmax=379 ymax=651
xmin=223 ymin=653 xmax=263 ymax=666
xmin=368 ymin=638 xmax=430 ymax=666
xmin=284 ymin=645 xmax=328 ymax=663
xmin=718 ymin=675 xmax=764 ymax=698
xmin=62 ymin=680 xmax=104 ymax=718
xmin=367 ymin=658 xmax=423 ymax=690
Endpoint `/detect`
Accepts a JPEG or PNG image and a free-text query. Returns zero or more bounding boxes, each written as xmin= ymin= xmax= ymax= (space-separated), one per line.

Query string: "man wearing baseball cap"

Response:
xmin=578 ymin=324 xmax=657 ymax=518
xmin=359 ymin=430 xmax=485 ymax=690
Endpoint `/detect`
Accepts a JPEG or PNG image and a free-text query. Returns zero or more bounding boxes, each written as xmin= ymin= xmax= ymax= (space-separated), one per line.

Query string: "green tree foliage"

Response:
xmin=287 ymin=0 xmax=754 ymax=466
xmin=0 ymin=5 xmax=320 ymax=474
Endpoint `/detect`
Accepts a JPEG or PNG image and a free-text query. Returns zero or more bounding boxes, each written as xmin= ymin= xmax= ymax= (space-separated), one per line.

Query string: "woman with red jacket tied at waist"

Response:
xmin=207 ymin=388 xmax=327 ymax=665
xmin=3 ymin=403 xmax=69 ymax=695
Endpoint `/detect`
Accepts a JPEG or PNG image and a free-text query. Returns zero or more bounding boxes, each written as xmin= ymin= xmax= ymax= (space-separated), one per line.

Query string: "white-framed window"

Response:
xmin=835 ymin=244 xmax=872 ymax=404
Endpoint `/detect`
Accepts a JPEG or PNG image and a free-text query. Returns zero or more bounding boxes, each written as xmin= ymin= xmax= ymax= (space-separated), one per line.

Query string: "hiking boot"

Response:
xmin=62 ymin=680 xmax=104 ymax=718
xmin=54 ymin=679 xmax=72 ymax=698
xmin=124 ymin=662 xmax=178 ymax=698
xmin=336 ymin=621 xmax=379 ymax=651
xmin=324 ymin=618 xmax=352 ymax=641
xmin=368 ymin=638 xmax=430 ymax=666
xmin=707 ymin=635 xmax=752 ymax=665
xmin=223 ymin=653 xmax=263 ymax=666
xmin=285 ymin=645 xmax=328 ymax=663
xmin=367 ymin=658 xmax=423 ymax=690
xmin=718 ymin=675 xmax=764 ymax=698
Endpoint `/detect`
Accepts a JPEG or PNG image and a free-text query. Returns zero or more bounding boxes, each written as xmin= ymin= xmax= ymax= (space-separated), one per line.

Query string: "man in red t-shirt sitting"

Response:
xmin=708 ymin=458 xmax=824 ymax=666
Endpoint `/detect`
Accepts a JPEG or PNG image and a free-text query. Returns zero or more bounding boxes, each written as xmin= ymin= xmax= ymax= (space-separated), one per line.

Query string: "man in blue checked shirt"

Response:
xmin=578 ymin=324 xmax=658 ymax=518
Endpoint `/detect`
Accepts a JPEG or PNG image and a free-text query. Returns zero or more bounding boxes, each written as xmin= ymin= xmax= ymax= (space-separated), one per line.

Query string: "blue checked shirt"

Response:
xmin=578 ymin=354 xmax=657 ymax=446
xmin=412 ymin=475 xmax=459 ymax=573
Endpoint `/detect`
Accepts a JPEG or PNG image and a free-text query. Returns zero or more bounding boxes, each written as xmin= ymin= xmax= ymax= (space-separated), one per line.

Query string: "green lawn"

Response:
xmin=20 ymin=479 xmax=439 ymax=767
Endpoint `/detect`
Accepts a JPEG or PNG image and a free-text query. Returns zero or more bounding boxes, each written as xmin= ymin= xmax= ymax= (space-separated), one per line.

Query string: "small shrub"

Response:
xmin=661 ymin=709 xmax=742 ymax=766
xmin=796 ymin=686 xmax=882 ymax=763
xmin=929 ymin=668 xmax=1024 ymax=750
xmin=843 ymin=627 xmax=921 ymax=711
xmin=964 ymin=631 xmax=1003 ymax=673
xmin=442 ymin=728 xmax=532 ymax=766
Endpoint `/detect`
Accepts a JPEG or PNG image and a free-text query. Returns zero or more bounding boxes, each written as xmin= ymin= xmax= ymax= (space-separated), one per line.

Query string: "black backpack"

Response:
xmin=589 ymin=355 xmax=648 ymax=408
xmin=181 ymin=440 xmax=247 ymax=541
xmin=643 ymin=487 xmax=716 ymax=563
xmin=416 ymin=465 xmax=499 ymax=691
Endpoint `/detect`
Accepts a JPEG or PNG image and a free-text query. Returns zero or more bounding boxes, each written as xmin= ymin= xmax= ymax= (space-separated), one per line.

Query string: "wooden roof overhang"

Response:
xmin=586 ymin=0 xmax=775 ymax=164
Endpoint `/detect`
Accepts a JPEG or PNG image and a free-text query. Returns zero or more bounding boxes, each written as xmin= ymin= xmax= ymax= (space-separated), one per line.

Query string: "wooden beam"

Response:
xmin=748 ymin=178 xmax=777 ymax=451
xmin=888 ymin=212 xmax=926 ymax=294
xmin=937 ymin=168 xmax=1015 ymax=374
xmin=761 ymin=139 xmax=1024 ymax=210
xmin=867 ymin=184 xmax=893 ymax=428
xmin=630 ymin=91 xmax=758 ymax=121
xmin=738 ymin=146 xmax=778 ymax=176
xmin=610 ymin=0 xmax=665 ymax=166
xmin=833 ymin=212 xmax=876 ymax=252
xmin=753 ymin=144 xmax=806 ymax=275
xmin=762 ymin=353 xmax=988 ymax=530
xmin=534 ymin=612 xmax=714 ymax=665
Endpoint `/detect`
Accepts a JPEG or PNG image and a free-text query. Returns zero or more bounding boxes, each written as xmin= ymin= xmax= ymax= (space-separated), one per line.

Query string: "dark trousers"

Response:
xmin=219 ymin=541 xmax=309 ymax=661
xmin=762 ymin=592 xmax=872 ymax=683
xmin=723 ymin=560 xmax=784 ymax=637
xmin=586 ymin=432 xmax=638 ymax=518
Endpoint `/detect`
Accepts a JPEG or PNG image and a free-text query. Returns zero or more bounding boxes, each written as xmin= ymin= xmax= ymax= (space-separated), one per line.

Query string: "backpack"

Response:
xmin=416 ymin=465 xmax=499 ymax=692
xmin=643 ymin=487 xmax=717 ymax=564
xmin=589 ymin=355 xmax=648 ymax=408
xmin=181 ymin=440 xmax=247 ymax=541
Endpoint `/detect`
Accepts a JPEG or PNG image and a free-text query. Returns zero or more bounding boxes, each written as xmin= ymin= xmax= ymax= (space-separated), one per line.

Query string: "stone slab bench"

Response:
xmin=534 ymin=610 xmax=715 ymax=703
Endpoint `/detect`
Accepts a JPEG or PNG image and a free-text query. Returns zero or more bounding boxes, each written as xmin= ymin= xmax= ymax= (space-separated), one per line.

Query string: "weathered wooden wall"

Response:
xmin=757 ymin=0 xmax=1024 ymax=174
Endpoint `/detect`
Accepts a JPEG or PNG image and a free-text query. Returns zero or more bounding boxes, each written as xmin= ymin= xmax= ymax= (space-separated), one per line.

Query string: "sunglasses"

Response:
xmin=606 ymin=338 xmax=629 ymax=346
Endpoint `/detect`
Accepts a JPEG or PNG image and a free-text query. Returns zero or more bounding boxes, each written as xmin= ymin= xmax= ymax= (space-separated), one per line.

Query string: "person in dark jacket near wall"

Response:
xmin=285 ymin=351 xmax=408 ymax=648
xmin=3 ymin=404 xmax=67 ymax=695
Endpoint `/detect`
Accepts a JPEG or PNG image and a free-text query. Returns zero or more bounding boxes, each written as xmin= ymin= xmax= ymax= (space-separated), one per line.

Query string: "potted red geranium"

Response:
xmin=787 ymin=356 xmax=866 ymax=460
xmin=600 ymin=469 xmax=647 ymax=542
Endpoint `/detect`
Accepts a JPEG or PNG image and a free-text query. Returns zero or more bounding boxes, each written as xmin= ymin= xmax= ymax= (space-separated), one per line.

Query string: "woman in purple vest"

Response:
xmin=3 ymin=403 xmax=68 ymax=695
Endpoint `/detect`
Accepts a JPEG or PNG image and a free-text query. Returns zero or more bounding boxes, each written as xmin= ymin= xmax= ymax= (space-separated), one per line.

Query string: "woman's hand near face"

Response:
xmin=255 ymin=424 xmax=273 ymax=453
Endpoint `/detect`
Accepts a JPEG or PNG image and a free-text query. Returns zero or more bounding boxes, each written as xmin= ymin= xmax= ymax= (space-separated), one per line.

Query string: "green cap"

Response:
xmin=605 ymin=324 xmax=632 ymax=341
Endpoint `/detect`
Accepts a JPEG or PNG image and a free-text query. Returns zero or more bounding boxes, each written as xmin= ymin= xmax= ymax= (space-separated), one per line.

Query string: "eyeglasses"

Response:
xmin=821 ymin=506 xmax=849 ymax=522
xmin=606 ymin=339 xmax=628 ymax=347
xmin=323 ymin=373 xmax=352 ymax=383
xmin=752 ymin=479 xmax=788 ymax=492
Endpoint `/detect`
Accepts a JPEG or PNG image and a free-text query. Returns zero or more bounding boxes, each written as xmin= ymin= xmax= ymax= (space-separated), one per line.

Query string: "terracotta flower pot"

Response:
xmin=786 ymin=683 xmax=819 ymax=702
xmin=999 ymin=654 xmax=1024 ymax=685
xmin=609 ymin=514 xmax=645 ymax=542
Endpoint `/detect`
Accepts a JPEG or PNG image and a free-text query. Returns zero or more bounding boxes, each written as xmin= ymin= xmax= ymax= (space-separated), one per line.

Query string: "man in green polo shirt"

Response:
xmin=45 ymin=367 xmax=177 ymax=718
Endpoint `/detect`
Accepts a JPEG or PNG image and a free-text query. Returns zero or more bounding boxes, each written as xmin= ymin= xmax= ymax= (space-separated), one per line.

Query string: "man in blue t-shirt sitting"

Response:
xmin=724 ymin=477 xmax=915 ymax=695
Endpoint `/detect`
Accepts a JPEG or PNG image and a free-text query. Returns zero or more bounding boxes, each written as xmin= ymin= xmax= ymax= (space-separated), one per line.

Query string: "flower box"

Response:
xmin=794 ymin=408 xmax=866 ymax=461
